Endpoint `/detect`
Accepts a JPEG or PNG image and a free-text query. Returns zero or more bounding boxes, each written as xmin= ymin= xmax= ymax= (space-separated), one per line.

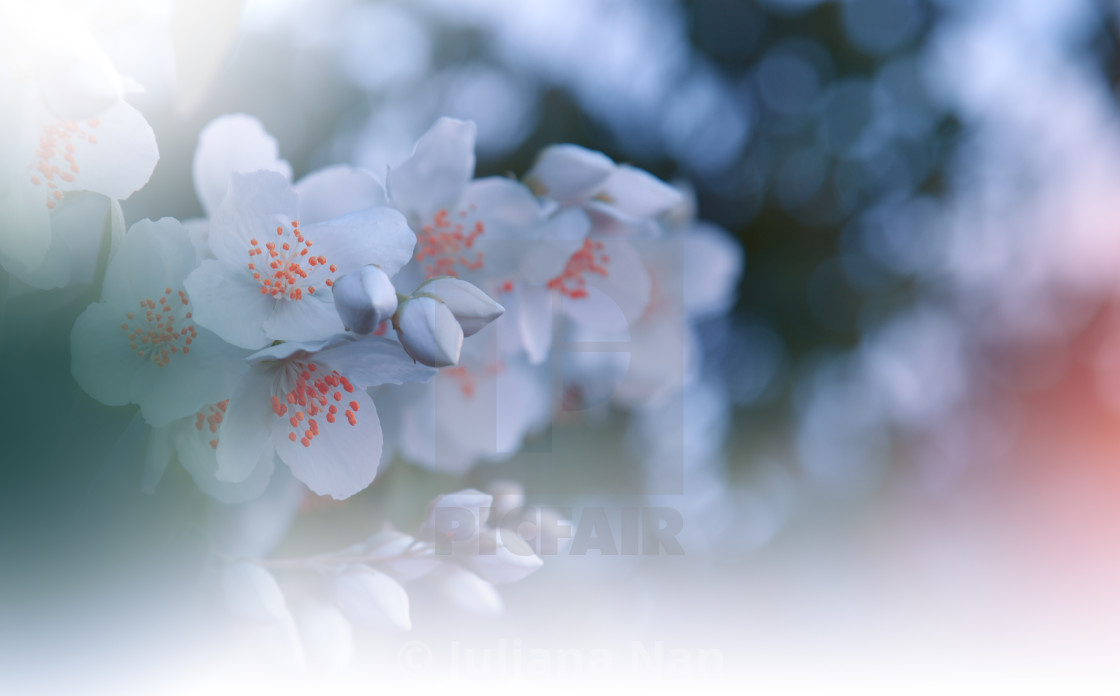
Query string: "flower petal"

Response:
xmin=207 ymin=171 xmax=299 ymax=266
xmin=334 ymin=567 xmax=411 ymax=631
xmin=102 ymin=217 xmax=197 ymax=307
xmin=516 ymin=283 xmax=554 ymax=365
xmin=304 ymin=205 xmax=415 ymax=278
xmin=560 ymin=238 xmax=651 ymax=326
xmin=433 ymin=565 xmax=503 ymax=615
xmin=60 ymin=100 xmax=158 ymax=200
xmin=36 ymin=37 xmax=123 ymax=120
xmin=143 ymin=423 xmax=174 ymax=494
xmin=262 ymin=293 xmax=345 ymax=344
xmin=129 ymin=331 xmax=248 ymax=427
xmin=3 ymin=190 xmax=110 ymax=290
xmin=247 ymin=336 xmax=347 ymax=362
xmin=317 ymin=335 xmax=436 ymax=387
xmin=388 ymin=117 xmax=475 ymax=223
xmin=683 ymin=222 xmax=743 ymax=318
xmin=517 ymin=208 xmax=590 ymax=282
xmin=434 ymin=358 xmax=550 ymax=461
xmin=293 ymin=603 xmax=354 ymax=670
xmin=273 ymin=386 xmax=382 ymax=500
xmin=295 ymin=165 xmax=387 ymax=225
xmin=215 ymin=370 xmax=277 ymax=483
xmin=456 ymin=177 xmax=541 ymax=241
xmin=46 ymin=192 xmax=113 ymax=287
xmin=193 ymin=114 xmax=292 ymax=216
xmin=598 ymin=164 xmax=683 ymax=219
xmin=173 ymin=416 xmax=276 ymax=503
xmin=458 ymin=529 xmax=543 ymax=584
xmin=70 ymin=301 xmax=143 ymax=407
xmin=222 ymin=561 xmax=290 ymax=624
xmin=184 ymin=259 xmax=274 ymax=349
xmin=421 ymin=489 xmax=493 ymax=538
xmin=0 ymin=177 xmax=52 ymax=277
xmin=524 ymin=144 xmax=614 ymax=204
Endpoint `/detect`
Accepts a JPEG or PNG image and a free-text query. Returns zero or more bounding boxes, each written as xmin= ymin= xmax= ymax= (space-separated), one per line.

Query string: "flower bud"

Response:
xmin=394 ymin=295 xmax=463 ymax=367
xmin=417 ymin=277 xmax=505 ymax=336
xmin=421 ymin=489 xmax=493 ymax=540
xmin=221 ymin=561 xmax=290 ymax=625
xmin=334 ymin=567 xmax=411 ymax=631
xmin=485 ymin=479 xmax=525 ymax=522
xmin=293 ymin=603 xmax=354 ymax=670
xmin=460 ymin=529 xmax=544 ymax=584
xmin=332 ymin=265 xmax=398 ymax=334
xmin=433 ymin=565 xmax=503 ymax=615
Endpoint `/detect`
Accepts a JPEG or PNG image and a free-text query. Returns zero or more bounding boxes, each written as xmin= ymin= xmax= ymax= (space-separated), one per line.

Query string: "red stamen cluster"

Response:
xmin=30 ymin=118 xmax=99 ymax=209
xmin=444 ymin=365 xmax=475 ymax=398
xmin=416 ymin=206 xmax=486 ymax=277
xmin=546 ymin=239 xmax=610 ymax=299
xmin=194 ymin=400 xmax=229 ymax=450
xmin=444 ymin=362 xmax=505 ymax=398
xmin=248 ymin=220 xmax=336 ymax=300
xmin=269 ymin=361 xmax=359 ymax=447
xmin=121 ymin=287 xmax=196 ymax=367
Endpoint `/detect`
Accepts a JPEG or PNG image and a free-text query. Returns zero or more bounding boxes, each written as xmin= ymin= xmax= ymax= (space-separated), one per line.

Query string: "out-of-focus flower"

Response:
xmin=525 ymin=143 xmax=683 ymax=236
xmin=334 ymin=566 xmax=412 ymax=631
xmin=460 ymin=528 xmax=543 ymax=584
xmin=223 ymin=486 xmax=545 ymax=655
xmin=431 ymin=564 xmax=504 ymax=615
xmin=385 ymin=337 xmax=552 ymax=473
xmin=510 ymin=144 xmax=690 ymax=371
xmin=192 ymin=114 xmax=293 ymax=218
xmin=222 ymin=560 xmax=291 ymax=625
xmin=70 ymin=218 xmax=248 ymax=426
xmin=0 ymin=4 xmax=158 ymax=288
xmin=292 ymin=602 xmax=354 ymax=671
xmin=219 ymin=561 xmax=304 ymax=669
xmin=420 ymin=488 xmax=493 ymax=541
xmin=145 ymin=401 xmax=278 ymax=504
xmin=557 ymin=182 xmax=743 ymax=411
xmin=184 ymin=171 xmax=413 ymax=349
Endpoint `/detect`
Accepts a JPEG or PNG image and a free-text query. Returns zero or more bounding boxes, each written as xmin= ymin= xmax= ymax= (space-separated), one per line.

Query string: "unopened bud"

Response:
xmin=333 ymin=265 xmax=398 ymax=334
xmin=416 ymin=277 xmax=505 ymax=337
xmin=394 ymin=295 xmax=463 ymax=367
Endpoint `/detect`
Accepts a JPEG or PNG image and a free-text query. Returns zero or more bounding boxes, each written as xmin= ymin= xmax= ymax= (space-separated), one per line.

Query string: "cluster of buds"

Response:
xmin=214 ymin=485 xmax=552 ymax=668
xmin=333 ymin=267 xmax=505 ymax=368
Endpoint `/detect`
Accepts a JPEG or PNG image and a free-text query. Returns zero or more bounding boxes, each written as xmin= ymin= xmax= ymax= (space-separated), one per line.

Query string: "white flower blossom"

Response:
xmin=0 ymin=4 xmax=158 ymax=288
xmin=214 ymin=335 xmax=433 ymax=500
xmin=184 ymin=171 xmax=414 ymax=349
xmin=70 ymin=218 xmax=248 ymax=426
